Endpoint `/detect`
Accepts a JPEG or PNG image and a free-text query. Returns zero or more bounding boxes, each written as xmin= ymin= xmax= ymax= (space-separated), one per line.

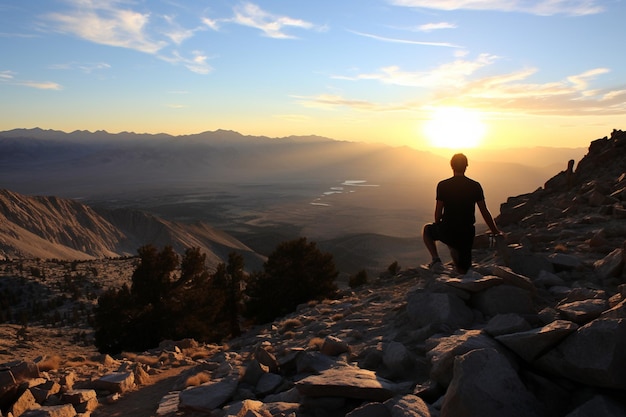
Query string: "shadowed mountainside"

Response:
xmin=0 ymin=188 xmax=264 ymax=271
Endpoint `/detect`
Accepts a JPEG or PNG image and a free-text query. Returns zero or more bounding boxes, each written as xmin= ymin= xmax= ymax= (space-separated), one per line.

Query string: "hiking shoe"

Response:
xmin=427 ymin=259 xmax=444 ymax=272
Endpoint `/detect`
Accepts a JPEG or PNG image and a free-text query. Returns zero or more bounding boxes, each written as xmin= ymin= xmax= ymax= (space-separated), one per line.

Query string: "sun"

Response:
xmin=423 ymin=107 xmax=487 ymax=149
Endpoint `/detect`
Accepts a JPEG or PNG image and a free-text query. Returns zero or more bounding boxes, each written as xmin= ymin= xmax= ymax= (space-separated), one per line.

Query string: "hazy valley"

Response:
xmin=0 ymin=128 xmax=586 ymax=275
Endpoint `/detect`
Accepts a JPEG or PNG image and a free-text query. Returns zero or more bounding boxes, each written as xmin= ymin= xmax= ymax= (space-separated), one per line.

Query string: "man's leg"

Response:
xmin=452 ymin=230 xmax=474 ymax=274
xmin=422 ymin=224 xmax=440 ymax=260
xmin=422 ymin=224 xmax=443 ymax=269
xmin=448 ymin=247 xmax=467 ymax=274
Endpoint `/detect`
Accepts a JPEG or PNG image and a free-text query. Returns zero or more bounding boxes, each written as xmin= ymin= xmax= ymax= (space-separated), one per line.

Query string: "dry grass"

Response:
xmin=183 ymin=345 xmax=221 ymax=361
xmin=554 ymin=243 xmax=568 ymax=252
xmin=307 ymin=337 xmax=324 ymax=350
xmin=279 ymin=318 xmax=302 ymax=334
xmin=281 ymin=331 xmax=296 ymax=340
xmin=65 ymin=357 xmax=101 ymax=368
xmin=331 ymin=313 xmax=344 ymax=321
xmin=38 ymin=355 xmax=62 ymax=371
xmin=184 ymin=371 xmax=211 ymax=387
xmin=122 ymin=352 xmax=161 ymax=366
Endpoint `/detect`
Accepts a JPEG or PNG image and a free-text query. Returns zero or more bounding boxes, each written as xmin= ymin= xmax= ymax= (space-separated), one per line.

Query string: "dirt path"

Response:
xmin=91 ymin=366 xmax=193 ymax=417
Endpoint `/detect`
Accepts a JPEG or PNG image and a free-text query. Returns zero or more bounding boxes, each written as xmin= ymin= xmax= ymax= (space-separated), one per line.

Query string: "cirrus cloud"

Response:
xmin=316 ymin=53 xmax=620 ymax=116
xmin=19 ymin=80 xmax=63 ymax=90
xmin=45 ymin=0 xmax=167 ymax=54
xmin=230 ymin=2 xmax=316 ymax=39
xmin=388 ymin=0 xmax=605 ymax=16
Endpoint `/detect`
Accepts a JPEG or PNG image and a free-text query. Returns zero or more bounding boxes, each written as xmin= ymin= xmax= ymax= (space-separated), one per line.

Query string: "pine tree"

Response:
xmin=245 ymin=237 xmax=338 ymax=323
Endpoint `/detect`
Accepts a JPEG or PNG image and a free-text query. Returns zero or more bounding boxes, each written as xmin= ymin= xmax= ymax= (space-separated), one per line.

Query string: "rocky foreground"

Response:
xmin=1 ymin=130 xmax=626 ymax=417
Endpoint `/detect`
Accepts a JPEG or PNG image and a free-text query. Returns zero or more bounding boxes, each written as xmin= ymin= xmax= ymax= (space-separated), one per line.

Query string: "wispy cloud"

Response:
xmin=319 ymin=54 xmax=619 ymax=116
xmin=163 ymin=14 xmax=200 ymax=45
xmin=201 ymin=17 xmax=221 ymax=31
xmin=0 ymin=32 xmax=39 ymax=38
xmin=418 ymin=22 xmax=457 ymax=32
xmin=41 ymin=0 xmax=313 ymax=77
xmin=388 ymin=0 xmax=605 ymax=16
xmin=0 ymin=70 xmax=61 ymax=90
xmin=567 ymin=68 xmax=610 ymax=91
xmin=49 ymin=62 xmax=111 ymax=73
xmin=293 ymin=93 xmax=387 ymax=111
xmin=333 ymin=53 xmax=497 ymax=87
xmin=201 ymin=2 xmax=324 ymax=38
xmin=17 ymin=80 xmax=63 ymax=90
xmin=230 ymin=2 xmax=316 ymax=39
xmin=453 ymin=66 xmax=614 ymax=108
xmin=451 ymin=67 xmax=623 ymax=114
xmin=601 ymin=89 xmax=626 ymax=102
xmin=454 ymin=68 xmax=626 ymax=116
xmin=42 ymin=0 xmax=214 ymax=74
xmin=0 ymin=70 xmax=15 ymax=80
xmin=44 ymin=0 xmax=167 ymax=54
xmin=159 ymin=50 xmax=213 ymax=75
xmin=349 ymin=30 xmax=460 ymax=48
xmin=185 ymin=51 xmax=212 ymax=74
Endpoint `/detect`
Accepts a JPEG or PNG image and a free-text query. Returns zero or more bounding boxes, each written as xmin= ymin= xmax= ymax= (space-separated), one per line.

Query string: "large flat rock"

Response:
xmin=296 ymin=367 xmax=396 ymax=402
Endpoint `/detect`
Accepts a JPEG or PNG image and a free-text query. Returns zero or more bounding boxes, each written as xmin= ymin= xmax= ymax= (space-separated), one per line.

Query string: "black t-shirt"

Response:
xmin=436 ymin=175 xmax=485 ymax=228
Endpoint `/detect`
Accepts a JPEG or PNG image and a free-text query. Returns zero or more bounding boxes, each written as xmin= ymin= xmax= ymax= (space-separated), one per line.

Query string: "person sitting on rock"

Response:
xmin=422 ymin=153 xmax=501 ymax=274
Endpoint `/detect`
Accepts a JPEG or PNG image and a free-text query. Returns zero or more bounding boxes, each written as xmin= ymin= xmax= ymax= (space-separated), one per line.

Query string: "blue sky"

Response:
xmin=1 ymin=0 xmax=624 ymax=150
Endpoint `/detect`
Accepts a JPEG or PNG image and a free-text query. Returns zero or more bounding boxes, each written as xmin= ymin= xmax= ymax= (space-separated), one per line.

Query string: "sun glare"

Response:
xmin=423 ymin=107 xmax=486 ymax=149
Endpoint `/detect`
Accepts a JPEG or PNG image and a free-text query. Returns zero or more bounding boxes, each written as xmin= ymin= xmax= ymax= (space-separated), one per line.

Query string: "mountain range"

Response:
xmin=0 ymin=127 xmax=585 ymax=200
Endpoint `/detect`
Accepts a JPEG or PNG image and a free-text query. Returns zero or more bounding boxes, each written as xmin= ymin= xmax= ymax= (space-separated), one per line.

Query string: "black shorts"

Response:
xmin=425 ymin=222 xmax=475 ymax=270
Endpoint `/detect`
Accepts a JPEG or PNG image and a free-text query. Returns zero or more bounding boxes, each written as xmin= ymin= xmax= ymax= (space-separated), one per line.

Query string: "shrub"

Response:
xmin=349 ymin=269 xmax=368 ymax=288
xmin=387 ymin=261 xmax=401 ymax=275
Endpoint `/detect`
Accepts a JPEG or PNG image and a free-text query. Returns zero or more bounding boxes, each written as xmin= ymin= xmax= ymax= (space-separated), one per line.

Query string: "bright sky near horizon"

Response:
xmin=1 ymin=0 xmax=625 ymax=151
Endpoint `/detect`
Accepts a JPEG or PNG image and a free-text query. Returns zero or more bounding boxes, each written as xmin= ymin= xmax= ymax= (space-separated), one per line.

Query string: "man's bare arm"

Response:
xmin=477 ymin=200 xmax=501 ymax=235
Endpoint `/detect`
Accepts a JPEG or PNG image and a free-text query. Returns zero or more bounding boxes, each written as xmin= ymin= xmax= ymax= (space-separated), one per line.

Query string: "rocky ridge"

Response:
xmin=1 ymin=129 xmax=625 ymax=417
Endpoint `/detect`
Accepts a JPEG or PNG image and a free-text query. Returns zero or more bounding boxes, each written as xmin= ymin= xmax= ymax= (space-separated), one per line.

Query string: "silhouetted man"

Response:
xmin=423 ymin=153 xmax=501 ymax=274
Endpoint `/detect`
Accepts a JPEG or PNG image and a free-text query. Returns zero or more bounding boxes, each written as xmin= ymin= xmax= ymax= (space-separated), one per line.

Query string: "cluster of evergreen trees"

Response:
xmin=93 ymin=237 xmax=339 ymax=354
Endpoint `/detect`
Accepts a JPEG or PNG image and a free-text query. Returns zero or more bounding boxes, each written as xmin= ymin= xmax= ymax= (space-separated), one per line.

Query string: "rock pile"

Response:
xmin=497 ymin=128 xmax=626 ymax=283
xmin=0 ymin=341 xmax=210 ymax=417
xmin=145 ymin=255 xmax=625 ymax=417
xmin=1 ymin=129 xmax=625 ymax=416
